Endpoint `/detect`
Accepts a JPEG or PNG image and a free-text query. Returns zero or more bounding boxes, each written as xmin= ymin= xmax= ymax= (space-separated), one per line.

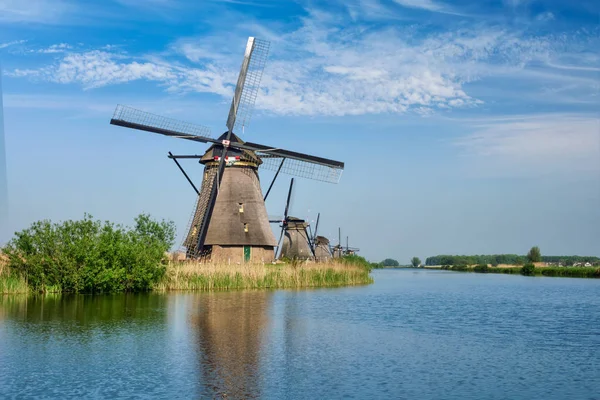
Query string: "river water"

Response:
xmin=1 ymin=269 xmax=599 ymax=399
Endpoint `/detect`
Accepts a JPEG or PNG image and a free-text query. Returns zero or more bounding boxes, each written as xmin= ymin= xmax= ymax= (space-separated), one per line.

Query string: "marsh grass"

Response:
xmin=154 ymin=260 xmax=374 ymax=291
xmin=0 ymin=257 xmax=29 ymax=294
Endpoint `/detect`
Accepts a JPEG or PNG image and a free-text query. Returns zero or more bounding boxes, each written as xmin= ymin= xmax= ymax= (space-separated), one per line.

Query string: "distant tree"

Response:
xmin=527 ymin=246 xmax=542 ymax=263
xmin=381 ymin=258 xmax=400 ymax=267
xmin=411 ymin=257 xmax=421 ymax=268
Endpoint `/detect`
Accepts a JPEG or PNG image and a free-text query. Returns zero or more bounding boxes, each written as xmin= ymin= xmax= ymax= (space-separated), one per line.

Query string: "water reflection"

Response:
xmin=189 ymin=291 xmax=272 ymax=399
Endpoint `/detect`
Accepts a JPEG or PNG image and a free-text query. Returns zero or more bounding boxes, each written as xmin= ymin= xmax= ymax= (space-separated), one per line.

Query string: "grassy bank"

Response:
xmin=154 ymin=260 xmax=373 ymax=291
xmin=1 ymin=260 xmax=373 ymax=294
xmin=427 ymin=264 xmax=600 ymax=278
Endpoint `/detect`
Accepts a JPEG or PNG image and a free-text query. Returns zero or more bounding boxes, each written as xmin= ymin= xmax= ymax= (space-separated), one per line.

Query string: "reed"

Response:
xmin=0 ymin=258 xmax=29 ymax=294
xmin=154 ymin=260 xmax=374 ymax=291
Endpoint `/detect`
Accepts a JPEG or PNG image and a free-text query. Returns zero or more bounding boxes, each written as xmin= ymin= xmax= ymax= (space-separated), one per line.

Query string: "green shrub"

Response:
xmin=451 ymin=264 xmax=469 ymax=271
xmin=521 ymin=263 xmax=536 ymax=276
xmin=3 ymin=214 xmax=175 ymax=293
xmin=340 ymin=255 xmax=373 ymax=271
xmin=473 ymin=264 xmax=489 ymax=273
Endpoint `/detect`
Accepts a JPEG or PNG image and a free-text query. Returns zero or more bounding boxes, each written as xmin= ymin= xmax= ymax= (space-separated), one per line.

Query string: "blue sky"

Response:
xmin=0 ymin=0 xmax=599 ymax=262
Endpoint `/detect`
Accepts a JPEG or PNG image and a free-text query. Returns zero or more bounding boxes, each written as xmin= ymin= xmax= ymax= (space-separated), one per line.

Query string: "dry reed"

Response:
xmin=154 ymin=260 xmax=374 ymax=291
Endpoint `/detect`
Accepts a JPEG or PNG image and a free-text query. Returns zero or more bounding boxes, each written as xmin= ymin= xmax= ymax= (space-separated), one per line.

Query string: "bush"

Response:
xmin=381 ymin=258 xmax=400 ymax=267
xmin=521 ymin=263 xmax=536 ymax=276
xmin=339 ymin=255 xmax=373 ymax=271
xmin=451 ymin=264 xmax=468 ymax=271
xmin=3 ymin=214 xmax=175 ymax=293
xmin=473 ymin=264 xmax=489 ymax=273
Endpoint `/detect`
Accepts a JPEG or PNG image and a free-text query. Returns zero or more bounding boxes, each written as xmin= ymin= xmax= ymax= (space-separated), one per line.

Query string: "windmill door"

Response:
xmin=243 ymin=246 xmax=251 ymax=262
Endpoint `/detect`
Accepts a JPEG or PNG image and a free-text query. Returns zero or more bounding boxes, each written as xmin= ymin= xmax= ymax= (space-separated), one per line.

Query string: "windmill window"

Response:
xmin=238 ymin=203 xmax=244 ymax=213
xmin=244 ymin=223 xmax=249 ymax=233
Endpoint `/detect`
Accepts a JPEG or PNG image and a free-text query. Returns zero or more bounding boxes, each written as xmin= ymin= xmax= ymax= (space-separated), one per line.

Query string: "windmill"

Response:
xmin=310 ymin=213 xmax=333 ymax=262
xmin=332 ymin=228 xmax=360 ymax=258
xmin=271 ymin=178 xmax=314 ymax=261
xmin=109 ymin=37 xmax=344 ymax=263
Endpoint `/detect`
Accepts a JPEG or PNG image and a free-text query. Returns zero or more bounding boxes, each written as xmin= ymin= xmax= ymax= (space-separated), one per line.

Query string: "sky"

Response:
xmin=0 ymin=0 xmax=598 ymax=263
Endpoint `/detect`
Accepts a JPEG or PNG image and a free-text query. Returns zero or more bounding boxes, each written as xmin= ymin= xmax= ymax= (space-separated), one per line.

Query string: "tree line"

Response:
xmin=425 ymin=253 xmax=599 ymax=267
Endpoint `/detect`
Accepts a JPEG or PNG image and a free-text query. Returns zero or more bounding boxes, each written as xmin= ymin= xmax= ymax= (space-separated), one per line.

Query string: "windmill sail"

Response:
xmin=226 ymin=37 xmax=270 ymax=134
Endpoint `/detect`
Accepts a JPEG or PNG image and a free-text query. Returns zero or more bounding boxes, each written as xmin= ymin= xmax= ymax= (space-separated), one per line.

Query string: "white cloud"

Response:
xmin=37 ymin=43 xmax=72 ymax=54
xmin=0 ymin=0 xmax=72 ymax=23
xmin=392 ymin=0 xmax=444 ymax=12
xmin=454 ymin=114 xmax=600 ymax=174
xmin=7 ymin=10 xmax=599 ymax=117
xmin=536 ymin=12 xmax=555 ymax=22
xmin=0 ymin=39 xmax=26 ymax=49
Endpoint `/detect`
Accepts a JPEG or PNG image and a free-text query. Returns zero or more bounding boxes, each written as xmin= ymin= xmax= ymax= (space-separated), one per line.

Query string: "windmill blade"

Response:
xmin=110 ymin=105 xmax=214 ymax=143
xmin=275 ymin=225 xmax=285 ymax=259
xmin=226 ymin=37 xmax=270 ymax=134
xmin=284 ymin=178 xmax=294 ymax=219
xmin=313 ymin=213 xmax=320 ymax=239
xmin=238 ymin=142 xmax=344 ymax=184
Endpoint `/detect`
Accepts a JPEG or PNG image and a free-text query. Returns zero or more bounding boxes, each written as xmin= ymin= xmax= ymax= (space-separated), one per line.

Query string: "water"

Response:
xmin=1 ymin=269 xmax=599 ymax=399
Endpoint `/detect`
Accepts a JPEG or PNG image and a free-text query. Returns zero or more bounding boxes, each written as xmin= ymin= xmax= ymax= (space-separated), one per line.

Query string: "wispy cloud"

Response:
xmin=36 ymin=43 xmax=72 ymax=54
xmin=6 ymin=8 xmax=599 ymax=117
xmin=0 ymin=40 xmax=27 ymax=49
xmin=454 ymin=114 xmax=600 ymax=175
xmin=392 ymin=0 xmax=444 ymax=12
xmin=0 ymin=0 xmax=73 ymax=23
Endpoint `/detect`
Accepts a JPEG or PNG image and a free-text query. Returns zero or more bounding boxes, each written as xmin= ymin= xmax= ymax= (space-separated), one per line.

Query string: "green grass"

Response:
xmin=0 ymin=273 xmax=29 ymax=294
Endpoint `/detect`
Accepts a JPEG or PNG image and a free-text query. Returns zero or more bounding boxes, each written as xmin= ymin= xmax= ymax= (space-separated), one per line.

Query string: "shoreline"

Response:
xmin=0 ymin=259 xmax=374 ymax=295
xmin=421 ymin=264 xmax=600 ymax=278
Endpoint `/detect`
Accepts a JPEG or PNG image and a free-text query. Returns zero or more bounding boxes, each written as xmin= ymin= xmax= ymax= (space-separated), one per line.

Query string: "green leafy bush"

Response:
xmin=473 ymin=264 xmax=489 ymax=273
xmin=451 ymin=264 xmax=469 ymax=271
xmin=521 ymin=263 xmax=536 ymax=276
xmin=3 ymin=214 xmax=175 ymax=293
xmin=340 ymin=255 xmax=373 ymax=271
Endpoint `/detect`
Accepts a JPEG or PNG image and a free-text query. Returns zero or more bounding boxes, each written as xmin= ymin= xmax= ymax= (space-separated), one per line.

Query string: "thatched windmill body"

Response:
xmin=271 ymin=179 xmax=314 ymax=261
xmin=110 ymin=37 xmax=344 ymax=263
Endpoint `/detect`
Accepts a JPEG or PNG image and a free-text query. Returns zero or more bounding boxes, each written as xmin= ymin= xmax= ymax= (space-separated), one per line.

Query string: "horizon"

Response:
xmin=0 ymin=0 xmax=598 ymax=263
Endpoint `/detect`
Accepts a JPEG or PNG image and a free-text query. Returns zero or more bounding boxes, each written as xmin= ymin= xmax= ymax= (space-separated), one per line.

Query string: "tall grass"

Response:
xmin=154 ymin=260 xmax=374 ymax=291
xmin=0 ymin=257 xmax=29 ymax=294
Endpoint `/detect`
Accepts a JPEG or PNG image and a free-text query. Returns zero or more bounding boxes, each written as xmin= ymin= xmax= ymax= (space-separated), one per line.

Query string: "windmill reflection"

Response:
xmin=191 ymin=291 xmax=272 ymax=399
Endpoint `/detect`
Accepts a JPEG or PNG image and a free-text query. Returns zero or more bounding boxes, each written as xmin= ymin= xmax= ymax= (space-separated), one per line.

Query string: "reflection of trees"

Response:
xmin=0 ymin=294 xmax=168 ymax=336
xmin=190 ymin=291 xmax=271 ymax=399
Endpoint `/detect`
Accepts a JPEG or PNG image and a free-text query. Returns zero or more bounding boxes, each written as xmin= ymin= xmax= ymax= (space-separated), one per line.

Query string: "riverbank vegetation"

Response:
xmin=433 ymin=264 xmax=600 ymax=278
xmin=155 ymin=258 xmax=373 ymax=291
xmin=426 ymin=254 xmax=600 ymax=267
xmin=1 ymin=215 xmax=373 ymax=294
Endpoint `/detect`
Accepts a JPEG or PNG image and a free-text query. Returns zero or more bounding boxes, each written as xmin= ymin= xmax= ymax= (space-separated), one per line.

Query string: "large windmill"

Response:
xmin=110 ymin=37 xmax=344 ymax=263
xmin=271 ymin=178 xmax=314 ymax=261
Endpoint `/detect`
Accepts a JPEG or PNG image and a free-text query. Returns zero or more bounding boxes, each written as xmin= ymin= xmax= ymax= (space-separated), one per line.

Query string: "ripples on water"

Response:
xmin=0 ymin=270 xmax=599 ymax=399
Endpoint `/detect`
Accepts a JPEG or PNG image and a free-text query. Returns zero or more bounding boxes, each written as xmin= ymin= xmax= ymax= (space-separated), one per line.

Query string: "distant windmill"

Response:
xmin=310 ymin=213 xmax=333 ymax=262
xmin=109 ymin=37 xmax=344 ymax=263
xmin=271 ymin=178 xmax=314 ymax=261
xmin=332 ymin=228 xmax=360 ymax=258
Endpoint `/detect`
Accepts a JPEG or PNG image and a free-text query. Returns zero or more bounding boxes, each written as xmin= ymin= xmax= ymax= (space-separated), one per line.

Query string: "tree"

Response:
xmin=527 ymin=246 xmax=541 ymax=263
xmin=381 ymin=258 xmax=400 ymax=267
xmin=411 ymin=257 xmax=421 ymax=268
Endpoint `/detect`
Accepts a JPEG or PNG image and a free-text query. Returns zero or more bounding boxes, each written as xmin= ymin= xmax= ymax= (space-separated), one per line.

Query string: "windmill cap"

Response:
xmin=200 ymin=131 xmax=261 ymax=165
